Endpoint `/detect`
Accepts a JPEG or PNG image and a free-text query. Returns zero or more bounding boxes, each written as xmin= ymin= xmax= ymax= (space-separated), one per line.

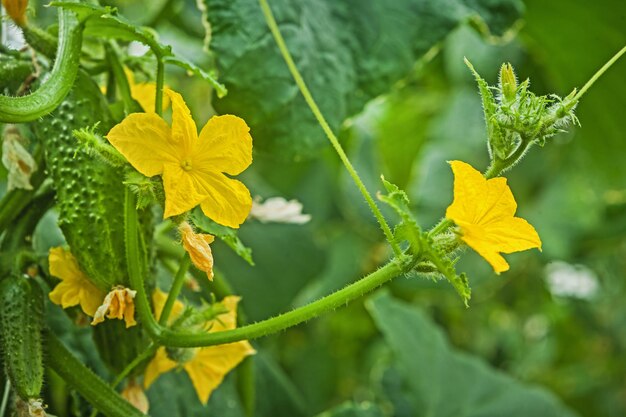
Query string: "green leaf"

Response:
xmin=48 ymin=2 xmax=115 ymax=22
xmin=202 ymin=0 xmax=523 ymax=159
xmin=366 ymin=292 xmax=580 ymax=417
xmin=51 ymin=1 xmax=172 ymax=56
xmin=464 ymin=58 xmax=505 ymax=158
xmin=192 ymin=209 xmax=254 ymax=266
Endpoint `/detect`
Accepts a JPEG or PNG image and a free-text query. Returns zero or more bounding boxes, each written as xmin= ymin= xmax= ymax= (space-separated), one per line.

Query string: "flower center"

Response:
xmin=181 ymin=160 xmax=193 ymax=171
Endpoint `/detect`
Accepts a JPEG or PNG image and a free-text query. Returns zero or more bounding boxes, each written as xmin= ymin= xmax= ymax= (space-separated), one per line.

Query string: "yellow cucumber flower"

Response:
xmin=445 ymin=160 xmax=541 ymax=274
xmin=125 ymin=68 xmax=171 ymax=113
xmin=48 ymin=247 xmax=105 ymax=317
xmin=106 ymin=89 xmax=253 ymax=228
xmin=179 ymin=221 xmax=215 ymax=280
xmin=91 ymin=287 xmax=138 ymax=328
xmin=144 ymin=296 xmax=255 ymax=404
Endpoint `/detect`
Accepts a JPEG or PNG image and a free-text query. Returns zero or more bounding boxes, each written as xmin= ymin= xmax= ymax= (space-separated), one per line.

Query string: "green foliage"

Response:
xmin=378 ymin=177 xmax=421 ymax=254
xmin=203 ymin=0 xmax=523 ymax=158
xmin=367 ymin=292 xmax=579 ymax=417
xmin=1 ymin=1 xmax=624 ymax=416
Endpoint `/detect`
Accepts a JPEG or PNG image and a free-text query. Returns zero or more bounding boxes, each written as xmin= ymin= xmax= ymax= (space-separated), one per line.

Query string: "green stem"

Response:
xmin=155 ymin=260 xmax=404 ymax=347
xmin=258 ymin=0 xmax=401 ymax=257
xmin=125 ymin=188 xmax=163 ymax=338
xmin=428 ymin=218 xmax=454 ymax=237
xmin=46 ymin=331 xmax=147 ymax=417
xmin=159 ymin=253 xmax=191 ymax=326
xmin=0 ymin=380 xmax=10 ymax=417
xmin=111 ymin=344 xmax=158 ymax=389
xmin=574 ymin=45 xmax=626 ymax=102
xmin=0 ymin=7 xmax=82 ymax=122
xmin=155 ymin=59 xmax=165 ymax=116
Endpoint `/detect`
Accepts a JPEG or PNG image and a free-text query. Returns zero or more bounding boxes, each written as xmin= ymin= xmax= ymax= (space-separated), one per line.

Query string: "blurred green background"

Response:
xmin=3 ymin=0 xmax=626 ymax=416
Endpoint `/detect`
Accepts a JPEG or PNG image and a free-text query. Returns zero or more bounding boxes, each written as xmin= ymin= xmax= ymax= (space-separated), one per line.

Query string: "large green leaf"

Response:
xmin=366 ymin=292 xmax=579 ymax=417
xmin=204 ymin=0 xmax=523 ymax=159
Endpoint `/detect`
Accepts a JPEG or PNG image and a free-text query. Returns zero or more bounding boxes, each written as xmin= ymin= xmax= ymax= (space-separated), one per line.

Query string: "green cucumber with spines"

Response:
xmin=0 ymin=274 xmax=44 ymax=401
xmin=36 ymin=71 xmax=155 ymax=373
xmin=37 ymin=71 xmax=127 ymax=291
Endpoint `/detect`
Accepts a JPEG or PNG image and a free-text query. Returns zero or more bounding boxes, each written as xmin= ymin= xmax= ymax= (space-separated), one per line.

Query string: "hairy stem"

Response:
xmin=125 ymin=189 xmax=162 ymax=338
xmin=155 ymin=260 xmax=405 ymax=347
xmin=258 ymin=0 xmax=401 ymax=257
xmin=0 ymin=7 xmax=82 ymax=122
xmin=111 ymin=344 xmax=158 ymax=389
xmin=159 ymin=253 xmax=191 ymax=326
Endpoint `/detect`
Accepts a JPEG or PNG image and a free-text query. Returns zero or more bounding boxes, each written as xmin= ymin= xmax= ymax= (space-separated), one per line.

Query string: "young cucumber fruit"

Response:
xmin=0 ymin=274 xmax=44 ymax=401
xmin=35 ymin=71 xmax=154 ymax=374
xmin=36 ymin=72 xmax=128 ymax=291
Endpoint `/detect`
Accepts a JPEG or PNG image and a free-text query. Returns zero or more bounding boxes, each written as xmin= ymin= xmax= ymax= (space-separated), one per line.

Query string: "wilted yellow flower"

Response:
xmin=48 ymin=247 xmax=104 ymax=317
xmin=106 ymin=89 xmax=253 ymax=227
xmin=2 ymin=126 xmax=37 ymax=191
xmin=144 ymin=296 xmax=255 ymax=404
xmin=179 ymin=221 xmax=214 ymax=280
xmin=445 ymin=160 xmax=541 ymax=274
xmin=2 ymin=0 xmax=28 ymax=26
xmin=121 ymin=380 xmax=149 ymax=414
xmin=91 ymin=287 xmax=137 ymax=328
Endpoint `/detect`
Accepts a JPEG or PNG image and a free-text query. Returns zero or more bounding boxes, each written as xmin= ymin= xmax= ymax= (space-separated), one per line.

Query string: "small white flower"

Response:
xmin=544 ymin=261 xmax=599 ymax=300
xmin=249 ymin=196 xmax=311 ymax=224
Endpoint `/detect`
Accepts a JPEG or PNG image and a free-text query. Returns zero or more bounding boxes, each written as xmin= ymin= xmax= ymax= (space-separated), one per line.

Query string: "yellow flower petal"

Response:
xmin=106 ymin=113 xmax=177 ymax=177
xmin=144 ymin=347 xmax=177 ymax=389
xmin=179 ymin=221 xmax=215 ymax=280
xmin=210 ymin=296 xmax=240 ymax=332
xmin=2 ymin=0 xmax=28 ymax=26
xmin=184 ymin=296 xmax=254 ymax=404
xmin=124 ymin=68 xmax=171 ymax=113
xmin=445 ymin=161 xmax=541 ymax=274
xmin=165 ymin=89 xmax=197 ymax=155
xmin=196 ymin=115 xmax=253 ymax=176
xmin=152 ymin=288 xmax=185 ymax=324
xmin=184 ymin=340 xmax=255 ymax=404
xmin=48 ymin=247 xmax=104 ymax=316
xmin=161 ymin=165 xmax=214 ymax=218
xmin=198 ymin=174 xmax=252 ymax=229
xmin=121 ymin=381 xmax=149 ymax=414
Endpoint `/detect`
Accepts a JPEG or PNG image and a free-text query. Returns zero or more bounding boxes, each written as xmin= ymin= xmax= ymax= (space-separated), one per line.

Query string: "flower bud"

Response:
xmin=2 ymin=0 xmax=28 ymax=26
xmin=499 ymin=63 xmax=517 ymax=103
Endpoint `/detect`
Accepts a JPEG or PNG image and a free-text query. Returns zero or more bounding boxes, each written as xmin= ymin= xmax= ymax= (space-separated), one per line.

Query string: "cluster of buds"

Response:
xmin=466 ymin=59 xmax=579 ymax=168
